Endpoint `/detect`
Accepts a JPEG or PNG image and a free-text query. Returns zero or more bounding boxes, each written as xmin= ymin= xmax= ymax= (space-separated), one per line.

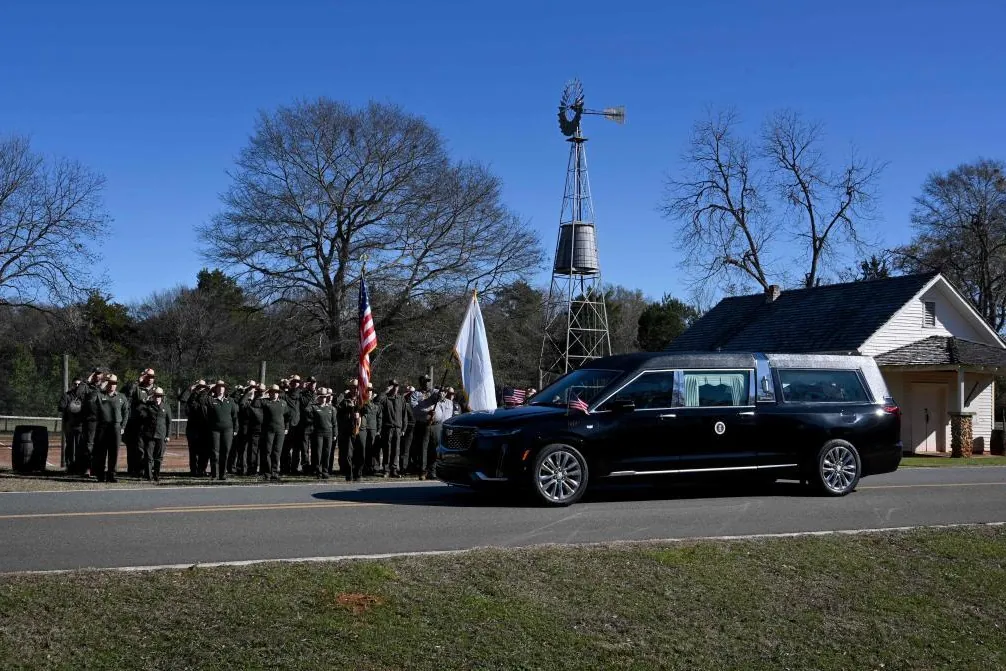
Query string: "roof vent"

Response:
xmin=765 ymin=285 xmax=781 ymax=303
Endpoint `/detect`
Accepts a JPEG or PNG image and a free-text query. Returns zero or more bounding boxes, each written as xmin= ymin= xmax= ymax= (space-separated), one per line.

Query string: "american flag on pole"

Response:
xmin=568 ymin=394 xmax=589 ymax=414
xmin=503 ymin=387 xmax=526 ymax=406
xmin=358 ymin=270 xmax=377 ymax=402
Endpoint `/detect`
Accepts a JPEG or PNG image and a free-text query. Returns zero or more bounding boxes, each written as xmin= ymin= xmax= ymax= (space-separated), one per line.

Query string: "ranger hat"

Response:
xmin=446 ymin=387 xmax=455 ymax=394
xmin=307 ymin=375 xmax=317 ymax=383
xmin=406 ymin=385 xmax=415 ymax=393
xmin=143 ymin=368 xmax=156 ymax=377
xmin=107 ymin=374 xmax=119 ymax=384
xmin=213 ymin=380 xmax=227 ymax=389
xmin=388 ymin=379 xmax=399 ymax=387
xmin=247 ymin=379 xmax=257 ymax=387
xmin=290 ymin=374 xmax=302 ymax=382
xmin=269 ymin=384 xmax=281 ymax=392
xmin=347 ymin=378 xmax=359 ymax=387
xmin=419 ymin=374 xmax=431 ymax=381
xmin=366 ymin=382 xmax=374 ymax=389
xmin=195 ymin=379 xmax=208 ymax=388
xmin=257 ymin=383 xmax=268 ymax=391
xmin=152 ymin=387 xmax=165 ymax=397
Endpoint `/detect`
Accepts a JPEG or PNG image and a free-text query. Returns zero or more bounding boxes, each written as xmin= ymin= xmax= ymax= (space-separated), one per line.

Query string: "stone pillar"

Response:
xmin=949 ymin=412 xmax=975 ymax=458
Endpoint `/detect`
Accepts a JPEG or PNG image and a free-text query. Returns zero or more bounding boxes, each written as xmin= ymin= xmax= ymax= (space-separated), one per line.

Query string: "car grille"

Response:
xmin=443 ymin=426 xmax=477 ymax=451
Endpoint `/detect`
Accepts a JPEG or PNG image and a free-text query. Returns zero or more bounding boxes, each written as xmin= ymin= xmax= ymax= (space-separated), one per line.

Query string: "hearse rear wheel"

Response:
xmin=812 ymin=439 xmax=861 ymax=497
xmin=530 ymin=444 xmax=589 ymax=507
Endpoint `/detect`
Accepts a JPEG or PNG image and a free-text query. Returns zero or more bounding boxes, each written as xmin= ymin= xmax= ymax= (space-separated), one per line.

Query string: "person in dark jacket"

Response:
xmin=138 ymin=387 xmax=172 ymax=481
xmin=203 ymin=380 xmax=238 ymax=481
xmin=58 ymin=379 xmax=83 ymax=472
xmin=74 ymin=369 xmax=104 ymax=476
xmin=309 ymin=387 xmax=337 ymax=479
xmin=280 ymin=375 xmax=302 ymax=474
xmin=358 ymin=383 xmax=380 ymax=477
xmin=337 ymin=381 xmax=360 ymax=481
xmin=93 ymin=374 xmax=129 ymax=482
xmin=378 ymin=380 xmax=408 ymax=478
xmin=239 ymin=382 xmax=265 ymax=476
xmin=256 ymin=384 xmax=290 ymax=481
xmin=180 ymin=380 xmax=210 ymax=476
xmin=122 ymin=368 xmax=156 ymax=476
xmin=399 ymin=384 xmax=417 ymax=476
xmin=297 ymin=377 xmax=318 ymax=474
xmin=228 ymin=380 xmax=257 ymax=475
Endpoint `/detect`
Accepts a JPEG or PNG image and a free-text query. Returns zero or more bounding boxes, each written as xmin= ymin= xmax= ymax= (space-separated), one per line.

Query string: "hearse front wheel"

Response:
xmin=530 ymin=444 xmax=589 ymax=506
xmin=813 ymin=439 xmax=861 ymax=496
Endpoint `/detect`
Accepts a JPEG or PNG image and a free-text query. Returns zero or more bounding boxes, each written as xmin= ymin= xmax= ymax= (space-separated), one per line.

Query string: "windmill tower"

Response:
xmin=539 ymin=79 xmax=625 ymax=387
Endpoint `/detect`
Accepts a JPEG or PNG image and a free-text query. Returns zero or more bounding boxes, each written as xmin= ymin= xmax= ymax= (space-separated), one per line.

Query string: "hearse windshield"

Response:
xmin=528 ymin=369 xmax=622 ymax=407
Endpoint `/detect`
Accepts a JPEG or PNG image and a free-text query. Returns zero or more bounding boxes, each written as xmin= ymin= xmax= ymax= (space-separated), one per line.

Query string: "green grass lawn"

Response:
xmin=2 ymin=526 xmax=1006 ymax=670
xmin=901 ymin=455 xmax=1006 ymax=467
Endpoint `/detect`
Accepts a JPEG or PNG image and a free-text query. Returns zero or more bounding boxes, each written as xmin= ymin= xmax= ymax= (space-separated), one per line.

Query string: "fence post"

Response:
xmin=259 ymin=360 xmax=267 ymax=385
xmin=60 ymin=354 xmax=69 ymax=468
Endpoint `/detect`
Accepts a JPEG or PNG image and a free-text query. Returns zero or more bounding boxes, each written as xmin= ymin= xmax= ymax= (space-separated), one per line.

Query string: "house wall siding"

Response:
xmin=965 ymin=373 xmax=994 ymax=453
xmin=862 ymin=283 xmax=995 ymax=356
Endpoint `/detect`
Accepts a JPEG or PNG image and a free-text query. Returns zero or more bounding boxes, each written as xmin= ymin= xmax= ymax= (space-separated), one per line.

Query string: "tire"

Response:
xmin=529 ymin=444 xmax=589 ymax=507
xmin=812 ymin=439 xmax=861 ymax=496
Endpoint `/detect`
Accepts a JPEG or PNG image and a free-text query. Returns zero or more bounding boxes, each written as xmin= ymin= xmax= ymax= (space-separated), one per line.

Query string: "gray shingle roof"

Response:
xmin=874 ymin=336 xmax=1006 ymax=367
xmin=667 ymin=273 xmax=939 ymax=353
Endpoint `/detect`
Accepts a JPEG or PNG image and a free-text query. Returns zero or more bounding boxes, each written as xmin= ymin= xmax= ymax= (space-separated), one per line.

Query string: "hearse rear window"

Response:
xmin=777 ymin=369 xmax=870 ymax=403
xmin=682 ymin=371 xmax=750 ymax=407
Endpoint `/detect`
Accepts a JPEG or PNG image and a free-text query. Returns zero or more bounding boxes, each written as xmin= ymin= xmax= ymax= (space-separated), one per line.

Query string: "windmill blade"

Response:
xmin=603 ymin=106 xmax=626 ymax=124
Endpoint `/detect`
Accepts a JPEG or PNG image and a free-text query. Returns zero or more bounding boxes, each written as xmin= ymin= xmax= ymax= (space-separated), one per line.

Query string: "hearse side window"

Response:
xmin=600 ymin=371 xmax=676 ymax=410
xmin=681 ymin=370 xmax=750 ymax=407
xmin=777 ymin=369 xmax=870 ymax=403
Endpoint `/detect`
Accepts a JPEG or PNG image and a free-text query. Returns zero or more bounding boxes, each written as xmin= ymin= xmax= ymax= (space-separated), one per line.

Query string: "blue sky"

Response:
xmin=2 ymin=0 xmax=1004 ymax=306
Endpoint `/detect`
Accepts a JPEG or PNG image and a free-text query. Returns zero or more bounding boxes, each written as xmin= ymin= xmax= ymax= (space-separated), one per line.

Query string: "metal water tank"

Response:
xmin=553 ymin=222 xmax=600 ymax=275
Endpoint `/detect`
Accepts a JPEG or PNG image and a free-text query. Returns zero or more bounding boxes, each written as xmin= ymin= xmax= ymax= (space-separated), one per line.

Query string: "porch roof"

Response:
xmin=874 ymin=336 xmax=1006 ymax=369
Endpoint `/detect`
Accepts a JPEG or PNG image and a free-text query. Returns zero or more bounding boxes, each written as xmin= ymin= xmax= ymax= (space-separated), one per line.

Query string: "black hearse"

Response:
xmin=436 ymin=352 xmax=902 ymax=506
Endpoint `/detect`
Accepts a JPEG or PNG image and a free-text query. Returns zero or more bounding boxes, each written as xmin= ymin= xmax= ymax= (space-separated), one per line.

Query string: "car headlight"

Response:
xmin=478 ymin=427 xmax=521 ymax=438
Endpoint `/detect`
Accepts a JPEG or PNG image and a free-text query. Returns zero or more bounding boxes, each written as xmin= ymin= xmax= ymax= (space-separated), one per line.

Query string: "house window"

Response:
xmin=923 ymin=301 xmax=937 ymax=328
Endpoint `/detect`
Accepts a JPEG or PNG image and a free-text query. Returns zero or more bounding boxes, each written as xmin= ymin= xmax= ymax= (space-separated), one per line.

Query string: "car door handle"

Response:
xmin=738 ymin=411 xmax=755 ymax=416
xmin=659 ymin=413 xmax=677 ymax=420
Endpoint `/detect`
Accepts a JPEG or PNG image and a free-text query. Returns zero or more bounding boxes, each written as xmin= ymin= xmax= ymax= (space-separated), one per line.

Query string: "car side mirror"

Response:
xmin=606 ymin=399 xmax=635 ymax=413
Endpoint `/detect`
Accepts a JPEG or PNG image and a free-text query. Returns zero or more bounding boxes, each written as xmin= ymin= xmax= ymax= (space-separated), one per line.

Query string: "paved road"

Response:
xmin=2 ymin=467 xmax=1005 ymax=572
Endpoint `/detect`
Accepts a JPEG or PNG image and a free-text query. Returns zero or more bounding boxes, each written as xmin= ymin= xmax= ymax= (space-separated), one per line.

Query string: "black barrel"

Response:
xmin=12 ymin=425 xmax=49 ymax=473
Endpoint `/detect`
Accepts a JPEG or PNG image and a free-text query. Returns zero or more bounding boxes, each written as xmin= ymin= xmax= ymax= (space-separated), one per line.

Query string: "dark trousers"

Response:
xmin=63 ymin=427 xmax=82 ymax=472
xmin=186 ymin=426 xmax=203 ymax=475
xmin=371 ymin=429 xmax=387 ymax=474
xmin=124 ymin=422 xmax=142 ymax=475
xmin=261 ymin=428 xmax=284 ymax=477
xmin=326 ymin=429 xmax=339 ymax=474
xmin=227 ymin=429 xmax=245 ymax=473
xmin=351 ymin=428 xmax=371 ymax=479
xmin=299 ymin=429 xmax=313 ymax=473
xmin=412 ymin=422 xmax=429 ymax=474
xmin=337 ymin=429 xmax=352 ymax=476
xmin=245 ymin=429 xmax=261 ymax=475
xmin=383 ymin=428 xmax=402 ymax=475
xmin=142 ymin=437 xmax=166 ymax=479
xmin=208 ymin=429 xmax=233 ymax=479
xmin=93 ymin=422 xmax=121 ymax=477
xmin=400 ymin=422 xmax=415 ymax=473
xmin=312 ymin=433 xmax=333 ymax=476
xmin=79 ymin=419 xmax=97 ymax=474
xmin=280 ymin=429 xmax=300 ymax=474
xmin=422 ymin=423 xmax=442 ymax=476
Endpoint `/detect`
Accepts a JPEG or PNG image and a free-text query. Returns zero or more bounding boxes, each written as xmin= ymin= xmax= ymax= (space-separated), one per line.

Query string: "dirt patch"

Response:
xmin=335 ymin=592 xmax=385 ymax=615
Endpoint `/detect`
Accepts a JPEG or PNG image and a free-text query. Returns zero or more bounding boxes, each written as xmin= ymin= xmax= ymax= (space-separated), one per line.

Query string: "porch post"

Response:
xmin=950 ymin=368 xmax=974 ymax=458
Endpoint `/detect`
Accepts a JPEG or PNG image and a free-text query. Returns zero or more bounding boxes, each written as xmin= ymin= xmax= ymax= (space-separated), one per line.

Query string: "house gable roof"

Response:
xmin=667 ymin=273 xmax=939 ymax=353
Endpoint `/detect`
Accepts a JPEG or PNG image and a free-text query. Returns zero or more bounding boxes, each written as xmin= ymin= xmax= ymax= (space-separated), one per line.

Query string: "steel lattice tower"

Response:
xmin=539 ymin=80 xmax=623 ymax=387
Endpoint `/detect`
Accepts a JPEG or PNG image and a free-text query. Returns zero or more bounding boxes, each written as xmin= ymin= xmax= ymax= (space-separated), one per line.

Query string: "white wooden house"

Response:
xmin=668 ymin=273 xmax=1006 ymax=454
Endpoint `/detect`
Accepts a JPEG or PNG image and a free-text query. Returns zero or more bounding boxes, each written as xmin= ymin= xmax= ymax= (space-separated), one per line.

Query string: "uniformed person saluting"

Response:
xmin=418 ymin=386 xmax=455 ymax=480
xmin=281 ymin=375 xmax=302 ymax=475
xmin=75 ymin=369 xmax=105 ymax=476
xmin=93 ymin=374 xmax=129 ymax=482
xmin=240 ymin=383 xmax=265 ymax=476
xmin=336 ymin=381 xmax=360 ymax=481
xmin=203 ymin=380 xmax=238 ymax=481
xmin=256 ymin=384 xmax=290 ymax=482
xmin=122 ymin=368 xmax=156 ymax=476
xmin=138 ymin=387 xmax=172 ymax=481
xmin=309 ymin=387 xmax=337 ymax=479
xmin=378 ymin=379 xmax=408 ymax=478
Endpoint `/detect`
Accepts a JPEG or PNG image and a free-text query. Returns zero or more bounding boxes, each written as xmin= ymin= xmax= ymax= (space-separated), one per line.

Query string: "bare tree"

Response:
xmin=662 ymin=110 xmax=882 ymax=292
xmin=200 ymin=98 xmax=542 ymax=363
xmin=895 ymin=159 xmax=1006 ymax=331
xmin=0 ymin=134 xmax=108 ymax=307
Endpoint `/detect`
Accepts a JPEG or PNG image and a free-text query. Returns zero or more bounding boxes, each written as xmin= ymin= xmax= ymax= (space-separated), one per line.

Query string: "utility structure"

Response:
xmin=539 ymin=79 xmax=625 ymax=387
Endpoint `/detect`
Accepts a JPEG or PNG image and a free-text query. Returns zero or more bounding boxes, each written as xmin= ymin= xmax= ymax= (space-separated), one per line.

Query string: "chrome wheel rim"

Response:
xmin=537 ymin=450 xmax=583 ymax=502
xmin=821 ymin=445 xmax=858 ymax=493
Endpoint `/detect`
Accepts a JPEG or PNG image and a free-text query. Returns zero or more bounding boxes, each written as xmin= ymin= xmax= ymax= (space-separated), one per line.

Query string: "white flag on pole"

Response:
xmin=453 ymin=292 xmax=497 ymax=412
